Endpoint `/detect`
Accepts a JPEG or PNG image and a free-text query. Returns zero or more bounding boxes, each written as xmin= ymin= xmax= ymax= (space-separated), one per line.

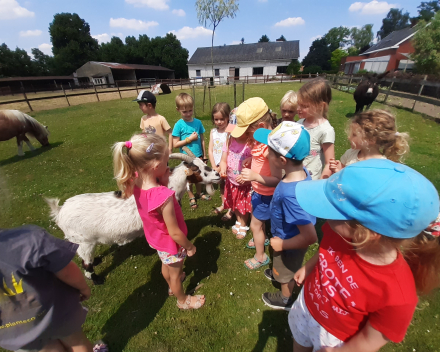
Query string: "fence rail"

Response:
xmin=326 ymin=74 xmax=440 ymax=113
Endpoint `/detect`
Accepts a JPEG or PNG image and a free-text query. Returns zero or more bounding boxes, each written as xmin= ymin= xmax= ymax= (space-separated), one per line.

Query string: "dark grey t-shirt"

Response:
xmin=0 ymin=225 xmax=81 ymax=350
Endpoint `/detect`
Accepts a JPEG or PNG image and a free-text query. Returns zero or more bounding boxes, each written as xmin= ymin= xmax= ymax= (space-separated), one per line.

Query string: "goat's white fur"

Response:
xmin=45 ymin=156 xmax=220 ymax=278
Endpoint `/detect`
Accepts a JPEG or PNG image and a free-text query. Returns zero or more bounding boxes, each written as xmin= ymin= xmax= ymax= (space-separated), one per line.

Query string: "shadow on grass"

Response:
xmin=101 ymin=259 xmax=167 ymax=350
xmin=345 ymin=112 xmax=355 ymax=118
xmin=251 ymin=309 xmax=292 ymax=352
xmin=0 ymin=141 xmax=63 ymax=166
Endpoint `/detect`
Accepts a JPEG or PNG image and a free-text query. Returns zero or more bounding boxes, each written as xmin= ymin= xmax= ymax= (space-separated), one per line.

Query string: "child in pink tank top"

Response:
xmin=112 ymin=133 xmax=205 ymax=310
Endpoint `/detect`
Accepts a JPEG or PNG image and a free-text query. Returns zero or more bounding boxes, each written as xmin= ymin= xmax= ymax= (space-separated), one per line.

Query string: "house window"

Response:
xmin=253 ymin=67 xmax=264 ymax=75
xmin=215 ymin=69 xmax=220 ymax=76
xmin=275 ymin=47 xmax=281 ymax=52
xmin=196 ymin=70 xmax=201 ymax=77
xmin=256 ymin=48 xmax=263 ymax=53
xmin=276 ymin=66 xmax=288 ymax=74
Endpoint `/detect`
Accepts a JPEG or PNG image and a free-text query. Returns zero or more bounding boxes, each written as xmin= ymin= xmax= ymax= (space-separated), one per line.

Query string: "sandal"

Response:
xmin=189 ymin=197 xmax=198 ymax=209
xmin=196 ymin=192 xmax=212 ymax=201
xmin=235 ymin=225 xmax=249 ymax=240
xmin=232 ymin=221 xmax=241 ymax=235
xmin=213 ymin=206 xmax=224 ymax=215
xmin=244 ymin=254 xmax=270 ymax=270
xmin=177 ymin=295 xmax=205 ymax=310
xmin=221 ymin=210 xmax=233 ymax=222
xmin=168 ymin=272 xmax=187 ymax=296
xmin=93 ymin=342 xmax=109 ymax=352
xmin=246 ymin=237 xmax=270 ymax=249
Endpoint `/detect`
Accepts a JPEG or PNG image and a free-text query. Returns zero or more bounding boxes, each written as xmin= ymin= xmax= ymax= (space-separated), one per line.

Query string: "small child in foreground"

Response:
xmin=289 ymin=159 xmax=440 ymax=351
xmin=172 ymin=93 xmax=209 ymax=209
xmin=0 ymin=226 xmax=107 ymax=352
xmin=329 ymin=109 xmax=409 ymax=173
xmin=134 ymin=90 xmax=173 ymax=153
xmin=253 ymin=121 xmax=318 ymax=310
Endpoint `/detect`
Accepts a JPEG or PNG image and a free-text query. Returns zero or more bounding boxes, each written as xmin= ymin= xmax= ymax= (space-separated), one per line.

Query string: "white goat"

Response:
xmin=45 ymin=150 xmax=220 ymax=284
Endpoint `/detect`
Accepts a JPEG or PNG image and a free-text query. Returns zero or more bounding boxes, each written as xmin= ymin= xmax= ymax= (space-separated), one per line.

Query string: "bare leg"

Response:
xmin=233 ymin=211 xmax=249 ymax=238
xmin=294 ymin=340 xmax=313 ymax=352
xmin=187 ymin=184 xmax=197 ymax=209
xmin=244 ymin=215 xmax=267 ymax=268
xmin=40 ymin=339 xmax=67 ymax=352
xmin=168 ymin=262 xmax=205 ymax=308
xmin=58 ymin=330 xmax=94 ymax=352
xmin=281 ymin=281 xmax=294 ymax=298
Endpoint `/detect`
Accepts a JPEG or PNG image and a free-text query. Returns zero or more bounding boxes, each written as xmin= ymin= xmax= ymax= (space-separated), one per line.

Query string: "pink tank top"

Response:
xmin=222 ymin=138 xmax=252 ymax=186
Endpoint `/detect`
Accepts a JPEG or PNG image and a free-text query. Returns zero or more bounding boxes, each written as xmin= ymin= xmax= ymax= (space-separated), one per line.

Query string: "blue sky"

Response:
xmin=0 ymin=0 xmax=420 ymax=62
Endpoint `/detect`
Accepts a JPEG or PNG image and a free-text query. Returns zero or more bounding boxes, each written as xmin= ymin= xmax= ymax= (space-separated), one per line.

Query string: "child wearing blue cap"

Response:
xmin=253 ymin=121 xmax=318 ymax=310
xmin=288 ymin=159 xmax=440 ymax=352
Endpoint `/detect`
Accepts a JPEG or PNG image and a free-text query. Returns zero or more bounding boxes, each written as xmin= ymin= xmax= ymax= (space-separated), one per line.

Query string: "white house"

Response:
xmin=187 ymin=41 xmax=300 ymax=82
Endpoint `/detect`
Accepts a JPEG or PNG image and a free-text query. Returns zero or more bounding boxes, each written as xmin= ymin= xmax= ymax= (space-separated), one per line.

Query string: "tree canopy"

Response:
xmin=302 ymin=38 xmax=331 ymax=71
xmin=412 ymin=11 xmax=440 ymax=74
xmin=258 ymin=35 xmax=270 ymax=42
xmin=286 ymin=60 xmax=301 ymax=75
xmin=377 ymin=8 xmax=411 ymax=40
xmin=323 ymin=26 xmax=351 ymax=52
xmin=350 ymin=24 xmax=374 ymax=51
xmin=0 ymin=44 xmax=54 ymax=77
xmin=276 ymin=35 xmax=286 ymax=42
xmin=417 ymin=1 xmax=440 ymax=22
xmin=330 ymin=48 xmax=349 ymax=71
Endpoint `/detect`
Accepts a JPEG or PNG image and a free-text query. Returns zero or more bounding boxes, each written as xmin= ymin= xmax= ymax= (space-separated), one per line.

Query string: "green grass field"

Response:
xmin=1 ymin=83 xmax=440 ymax=352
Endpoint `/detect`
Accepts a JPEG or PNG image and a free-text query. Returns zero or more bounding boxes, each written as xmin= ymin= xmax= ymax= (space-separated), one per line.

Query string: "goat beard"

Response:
xmin=205 ymin=183 xmax=215 ymax=196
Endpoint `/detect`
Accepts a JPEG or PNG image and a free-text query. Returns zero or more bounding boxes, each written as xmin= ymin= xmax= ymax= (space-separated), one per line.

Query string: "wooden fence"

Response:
xmin=326 ymin=74 xmax=440 ymax=113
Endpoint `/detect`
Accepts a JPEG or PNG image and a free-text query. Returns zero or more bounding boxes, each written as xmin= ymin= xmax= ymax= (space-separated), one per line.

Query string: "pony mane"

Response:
xmin=6 ymin=110 xmax=49 ymax=138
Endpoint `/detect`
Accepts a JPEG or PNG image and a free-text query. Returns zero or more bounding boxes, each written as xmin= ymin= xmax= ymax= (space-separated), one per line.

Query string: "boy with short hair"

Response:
xmin=134 ymin=90 xmax=173 ymax=153
xmin=253 ymin=121 xmax=318 ymax=310
xmin=0 ymin=225 xmax=107 ymax=351
xmin=172 ymin=93 xmax=209 ymax=209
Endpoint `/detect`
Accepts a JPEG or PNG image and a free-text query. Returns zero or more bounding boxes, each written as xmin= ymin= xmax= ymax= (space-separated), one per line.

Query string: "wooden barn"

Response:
xmin=0 ymin=76 xmax=75 ymax=95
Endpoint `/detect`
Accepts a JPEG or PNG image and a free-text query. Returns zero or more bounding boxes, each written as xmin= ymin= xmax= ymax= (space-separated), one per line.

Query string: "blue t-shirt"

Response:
xmin=172 ymin=118 xmax=206 ymax=157
xmin=270 ymin=168 xmax=316 ymax=240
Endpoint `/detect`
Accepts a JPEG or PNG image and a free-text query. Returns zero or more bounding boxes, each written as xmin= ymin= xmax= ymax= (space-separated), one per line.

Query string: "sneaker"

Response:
xmin=264 ymin=268 xmax=276 ymax=281
xmin=262 ymin=291 xmax=293 ymax=311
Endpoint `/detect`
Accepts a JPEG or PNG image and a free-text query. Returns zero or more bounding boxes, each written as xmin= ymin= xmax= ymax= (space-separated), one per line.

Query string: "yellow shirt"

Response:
xmin=140 ymin=114 xmax=171 ymax=137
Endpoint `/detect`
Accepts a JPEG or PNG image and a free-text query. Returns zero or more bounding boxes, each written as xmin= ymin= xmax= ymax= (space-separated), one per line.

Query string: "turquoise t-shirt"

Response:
xmin=172 ymin=118 xmax=206 ymax=157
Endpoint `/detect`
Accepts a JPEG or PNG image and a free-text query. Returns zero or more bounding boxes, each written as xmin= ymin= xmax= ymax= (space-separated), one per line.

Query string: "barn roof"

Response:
xmin=90 ymin=62 xmax=174 ymax=71
xmin=0 ymin=76 xmax=74 ymax=82
xmin=188 ymin=41 xmax=300 ymax=65
xmin=361 ymin=27 xmax=416 ymax=55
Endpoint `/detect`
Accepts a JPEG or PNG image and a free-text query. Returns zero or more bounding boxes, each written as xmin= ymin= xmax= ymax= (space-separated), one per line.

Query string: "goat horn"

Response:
xmin=169 ymin=153 xmax=194 ymax=163
xmin=206 ymin=183 xmax=215 ymax=196
xmin=182 ymin=146 xmax=196 ymax=159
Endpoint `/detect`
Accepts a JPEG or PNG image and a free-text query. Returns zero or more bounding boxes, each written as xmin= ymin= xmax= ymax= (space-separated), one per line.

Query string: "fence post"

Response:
xmin=135 ymin=81 xmax=139 ymax=94
xmin=93 ymin=82 xmax=100 ymax=102
xmin=21 ymin=87 xmax=33 ymax=112
xmin=208 ymin=85 xmax=211 ymax=111
xmin=247 ymin=76 xmax=249 ymax=84
xmin=242 ymin=82 xmax=245 ymax=103
xmin=180 ymin=78 xmax=182 ymax=90
xmin=234 ymin=82 xmax=237 ymax=108
xmin=203 ymin=85 xmax=206 ymax=112
xmin=192 ymin=85 xmax=196 ymax=118
xmin=383 ymin=76 xmax=395 ymax=103
xmin=412 ymin=75 xmax=427 ymax=112
xmin=62 ymin=85 xmax=70 ymax=106
xmin=299 ymin=74 xmax=302 ymax=83
xmin=263 ymin=75 xmax=266 ymax=84
xmin=116 ymin=82 xmax=122 ymax=99
xmin=281 ymin=74 xmax=283 ymax=83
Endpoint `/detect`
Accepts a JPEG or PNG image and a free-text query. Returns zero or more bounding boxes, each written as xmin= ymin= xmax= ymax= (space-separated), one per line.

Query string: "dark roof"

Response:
xmin=188 ymin=41 xmax=300 ymax=65
xmin=362 ymin=27 xmax=416 ymax=55
xmin=0 ymin=76 xmax=74 ymax=82
xmin=92 ymin=62 xmax=173 ymax=71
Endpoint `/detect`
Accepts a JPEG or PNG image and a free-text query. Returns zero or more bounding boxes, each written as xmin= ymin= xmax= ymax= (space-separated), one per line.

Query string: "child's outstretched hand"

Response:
xmin=294 ymin=266 xmax=306 ymax=286
xmin=240 ymin=168 xmax=257 ymax=182
xmin=329 ymin=158 xmax=342 ymax=174
xmin=187 ymin=244 xmax=197 ymax=257
xmin=270 ymin=237 xmax=284 ymax=252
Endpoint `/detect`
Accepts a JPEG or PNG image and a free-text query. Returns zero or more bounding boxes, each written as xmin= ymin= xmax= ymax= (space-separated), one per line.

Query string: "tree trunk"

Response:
xmin=211 ymin=27 xmax=216 ymax=82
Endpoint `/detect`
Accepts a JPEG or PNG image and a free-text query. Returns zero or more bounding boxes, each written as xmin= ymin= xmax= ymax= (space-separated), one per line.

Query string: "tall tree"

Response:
xmin=350 ymin=24 xmax=374 ymax=51
xmin=330 ymin=48 xmax=349 ymax=71
xmin=258 ymin=35 xmax=270 ymax=42
xmin=240 ymin=37 xmax=244 ymax=44
xmin=412 ymin=11 xmax=440 ymax=73
xmin=151 ymin=33 xmax=189 ymax=78
xmin=323 ymin=26 xmax=351 ymax=52
xmin=31 ymin=48 xmax=54 ymax=76
xmin=302 ymin=38 xmax=331 ymax=71
xmin=417 ymin=1 xmax=440 ymax=22
xmin=286 ymin=59 xmax=301 ymax=74
xmin=99 ymin=37 xmax=127 ymax=63
xmin=377 ymin=8 xmax=411 ymax=40
xmin=49 ymin=13 xmax=99 ymax=75
xmin=196 ymin=0 xmax=239 ymax=78
xmin=276 ymin=35 xmax=286 ymax=41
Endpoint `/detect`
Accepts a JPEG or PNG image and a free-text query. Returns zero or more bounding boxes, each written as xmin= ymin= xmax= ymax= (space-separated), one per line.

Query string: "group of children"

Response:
xmin=2 ymin=78 xmax=440 ymax=352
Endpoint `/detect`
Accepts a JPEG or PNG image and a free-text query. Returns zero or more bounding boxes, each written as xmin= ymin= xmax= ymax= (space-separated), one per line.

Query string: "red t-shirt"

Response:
xmin=304 ymin=222 xmax=418 ymax=343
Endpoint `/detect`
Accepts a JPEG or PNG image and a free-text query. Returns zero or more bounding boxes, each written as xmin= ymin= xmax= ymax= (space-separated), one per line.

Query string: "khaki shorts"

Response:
xmin=272 ymin=248 xmax=307 ymax=284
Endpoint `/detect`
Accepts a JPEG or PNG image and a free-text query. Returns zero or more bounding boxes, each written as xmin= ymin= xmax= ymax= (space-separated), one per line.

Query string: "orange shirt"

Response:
xmin=251 ymin=143 xmax=276 ymax=196
xmin=140 ymin=114 xmax=171 ymax=137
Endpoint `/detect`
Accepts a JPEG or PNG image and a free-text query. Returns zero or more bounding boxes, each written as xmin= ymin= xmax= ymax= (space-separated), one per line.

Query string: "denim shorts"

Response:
xmin=251 ymin=192 xmax=273 ymax=221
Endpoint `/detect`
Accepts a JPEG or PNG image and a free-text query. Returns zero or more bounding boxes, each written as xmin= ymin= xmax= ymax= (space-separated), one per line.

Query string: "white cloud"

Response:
xmin=125 ymin=0 xmax=169 ymax=10
xmin=274 ymin=17 xmax=305 ymax=27
xmin=310 ymin=35 xmax=322 ymax=42
xmin=38 ymin=43 xmax=52 ymax=55
xmin=110 ymin=18 xmax=159 ymax=30
xmin=93 ymin=33 xmax=111 ymax=43
xmin=349 ymin=1 xmax=397 ymax=15
xmin=169 ymin=26 xmax=212 ymax=40
xmin=231 ymin=40 xmax=241 ymax=45
xmin=19 ymin=29 xmax=42 ymax=37
xmin=172 ymin=9 xmax=185 ymax=16
xmin=0 ymin=0 xmax=34 ymax=19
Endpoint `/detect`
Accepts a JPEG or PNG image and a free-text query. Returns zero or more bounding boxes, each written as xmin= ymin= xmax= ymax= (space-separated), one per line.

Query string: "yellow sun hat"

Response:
xmin=230 ymin=97 xmax=269 ymax=138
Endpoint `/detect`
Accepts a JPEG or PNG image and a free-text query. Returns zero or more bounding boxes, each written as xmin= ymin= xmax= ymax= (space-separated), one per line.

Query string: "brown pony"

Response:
xmin=0 ymin=110 xmax=50 ymax=156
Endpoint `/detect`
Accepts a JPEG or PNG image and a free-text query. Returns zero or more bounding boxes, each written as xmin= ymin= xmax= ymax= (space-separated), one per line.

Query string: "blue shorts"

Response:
xmin=251 ymin=192 xmax=273 ymax=221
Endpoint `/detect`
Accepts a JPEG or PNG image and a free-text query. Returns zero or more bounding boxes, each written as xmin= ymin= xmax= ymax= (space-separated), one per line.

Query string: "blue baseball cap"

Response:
xmin=296 ymin=159 xmax=439 ymax=239
xmin=253 ymin=121 xmax=310 ymax=160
